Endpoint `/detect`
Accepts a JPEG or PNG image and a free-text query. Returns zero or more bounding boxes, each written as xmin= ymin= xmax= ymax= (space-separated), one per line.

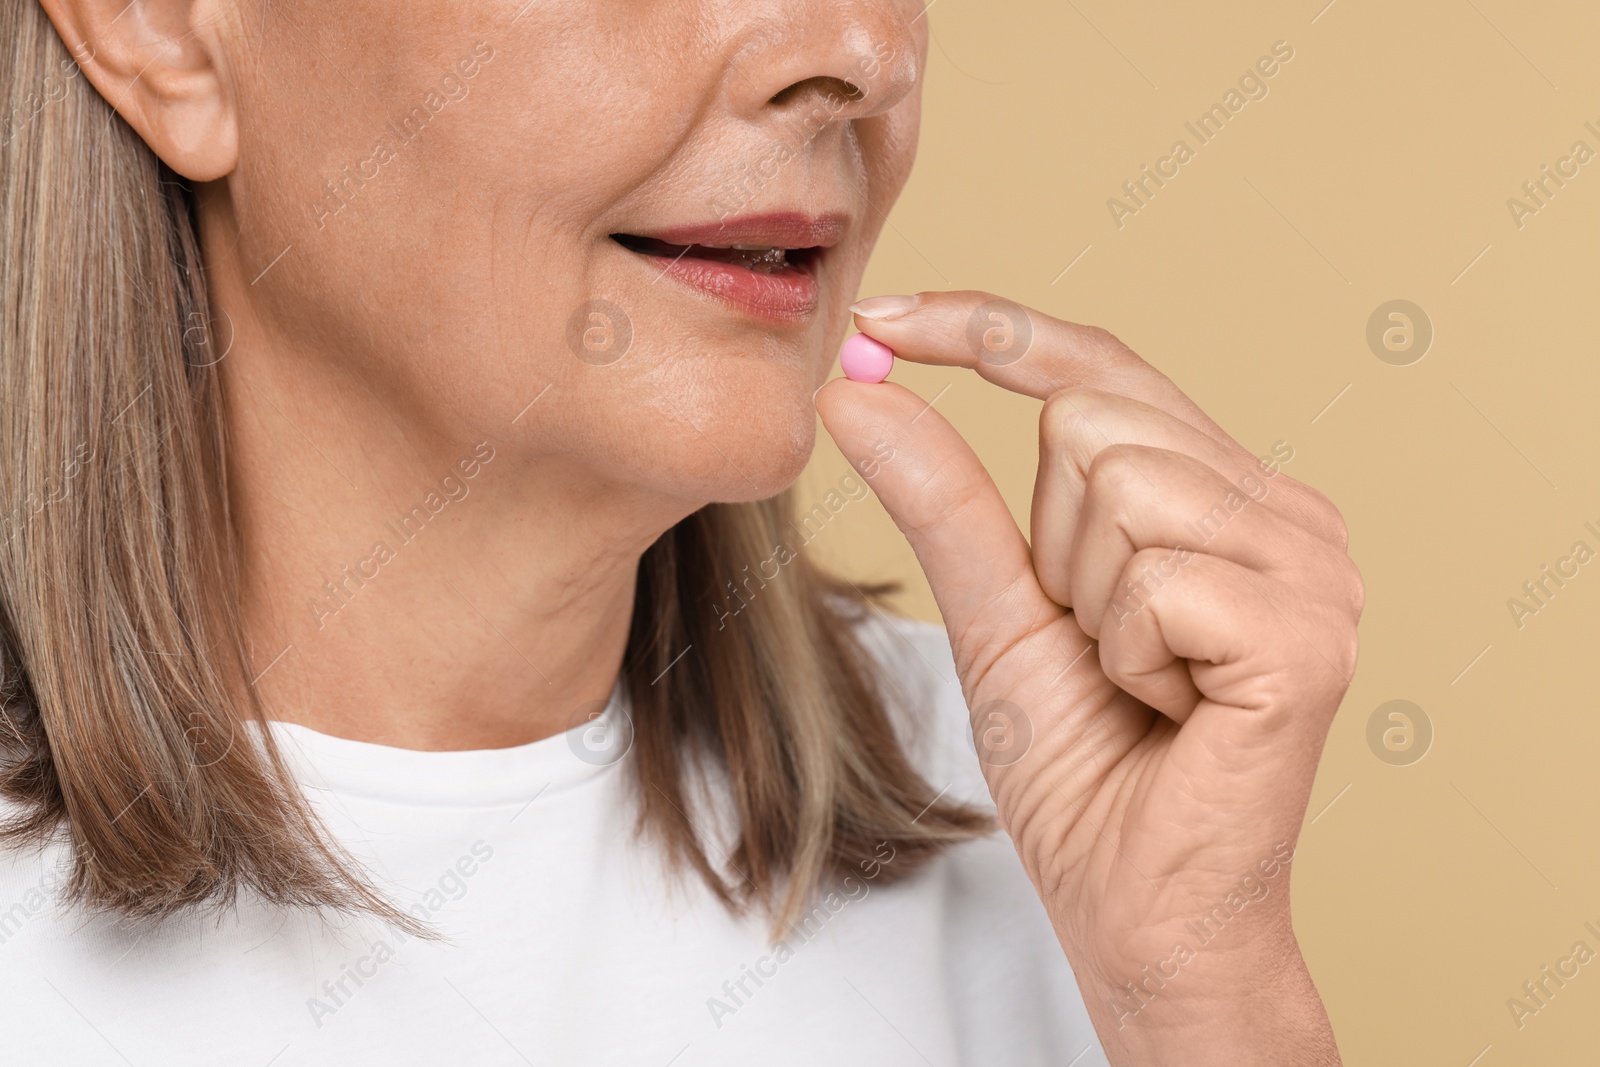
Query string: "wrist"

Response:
xmin=1070 ymin=921 xmax=1340 ymax=1066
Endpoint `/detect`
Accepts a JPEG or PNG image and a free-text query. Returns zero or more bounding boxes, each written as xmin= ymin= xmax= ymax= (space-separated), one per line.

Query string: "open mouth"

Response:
xmin=609 ymin=233 xmax=822 ymax=276
xmin=608 ymin=214 xmax=843 ymax=322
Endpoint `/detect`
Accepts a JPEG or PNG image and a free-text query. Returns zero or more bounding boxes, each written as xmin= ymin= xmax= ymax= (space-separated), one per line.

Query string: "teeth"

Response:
xmin=743 ymin=247 xmax=790 ymax=273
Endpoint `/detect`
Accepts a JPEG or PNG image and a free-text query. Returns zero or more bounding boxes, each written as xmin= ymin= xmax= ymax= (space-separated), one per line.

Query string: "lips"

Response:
xmin=610 ymin=212 xmax=844 ymax=322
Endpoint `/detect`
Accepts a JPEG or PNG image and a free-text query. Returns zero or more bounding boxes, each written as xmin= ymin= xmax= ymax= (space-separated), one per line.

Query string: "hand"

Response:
xmin=816 ymin=291 xmax=1359 ymax=1066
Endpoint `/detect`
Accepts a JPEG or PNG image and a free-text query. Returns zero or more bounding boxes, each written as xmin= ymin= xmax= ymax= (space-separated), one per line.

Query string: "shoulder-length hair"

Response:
xmin=0 ymin=3 xmax=986 ymax=932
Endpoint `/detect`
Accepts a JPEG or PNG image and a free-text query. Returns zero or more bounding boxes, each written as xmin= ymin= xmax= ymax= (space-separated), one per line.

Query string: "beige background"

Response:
xmin=798 ymin=2 xmax=1600 ymax=1063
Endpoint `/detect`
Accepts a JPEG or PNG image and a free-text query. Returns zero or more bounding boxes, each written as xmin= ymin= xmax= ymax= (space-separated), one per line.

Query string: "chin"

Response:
xmin=666 ymin=388 xmax=820 ymax=505
xmin=584 ymin=333 xmax=827 ymax=505
xmin=601 ymin=377 xmax=819 ymax=508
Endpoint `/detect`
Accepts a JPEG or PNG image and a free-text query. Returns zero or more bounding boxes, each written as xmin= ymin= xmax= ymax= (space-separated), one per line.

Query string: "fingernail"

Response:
xmin=850 ymin=294 xmax=919 ymax=320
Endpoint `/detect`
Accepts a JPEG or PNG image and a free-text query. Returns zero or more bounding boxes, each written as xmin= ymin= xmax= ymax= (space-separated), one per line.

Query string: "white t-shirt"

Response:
xmin=0 ymin=616 xmax=1107 ymax=1066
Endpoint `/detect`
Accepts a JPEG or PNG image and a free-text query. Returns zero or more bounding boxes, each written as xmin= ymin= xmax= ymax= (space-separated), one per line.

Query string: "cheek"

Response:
xmin=218 ymin=10 xmax=712 ymax=423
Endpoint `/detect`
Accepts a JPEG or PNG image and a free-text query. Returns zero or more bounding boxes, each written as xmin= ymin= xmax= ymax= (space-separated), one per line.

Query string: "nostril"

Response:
xmin=768 ymin=75 xmax=863 ymax=109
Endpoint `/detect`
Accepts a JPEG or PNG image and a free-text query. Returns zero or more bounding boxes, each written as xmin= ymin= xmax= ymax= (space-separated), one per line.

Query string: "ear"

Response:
xmin=36 ymin=0 xmax=238 ymax=181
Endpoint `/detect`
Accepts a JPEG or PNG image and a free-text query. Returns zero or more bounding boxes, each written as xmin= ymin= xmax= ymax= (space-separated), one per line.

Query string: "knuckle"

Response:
xmin=1040 ymin=386 xmax=1114 ymax=448
xmin=1312 ymin=622 xmax=1361 ymax=696
xmin=1342 ymin=555 xmax=1366 ymax=620
xmin=1081 ymin=323 xmax=1127 ymax=355
xmin=953 ymin=573 xmax=1055 ymax=691
xmin=1084 ymin=446 xmax=1146 ymax=503
xmin=906 ymin=463 xmax=976 ymax=532
xmin=1297 ymin=482 xmax=1351 ymax=549
xmin=1125 ymin=544 xmax=1179 ymax=577
xmin=1232 ymin=666 xmax=1299 ymax=718
xmin=1325 ymin=508 xmax=1350 ymax=550
xmin=954 ymin=289 xmax=1031 ymax=323
xmin=1072 ymin=322 xmax=1146 ymax=373
xmin=1338 ymin=627 xmax=1361 ymax=683
xmin=1109 ymin=546 xmax=1190 ymax=626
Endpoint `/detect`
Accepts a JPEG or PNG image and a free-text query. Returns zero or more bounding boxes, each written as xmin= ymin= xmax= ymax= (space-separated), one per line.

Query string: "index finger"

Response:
xmin=850 ymin=289 xmax=1237 ymax=450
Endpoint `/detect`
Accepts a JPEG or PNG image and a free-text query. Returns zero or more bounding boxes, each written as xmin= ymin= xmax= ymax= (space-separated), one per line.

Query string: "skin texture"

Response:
xmin=41 ymin=0 xmax=926 ymax=748
xmin=817 ymin=298 xmax=1356 ymax=1064
xmin=40 ymin=0 xmax=1356 ymax=1062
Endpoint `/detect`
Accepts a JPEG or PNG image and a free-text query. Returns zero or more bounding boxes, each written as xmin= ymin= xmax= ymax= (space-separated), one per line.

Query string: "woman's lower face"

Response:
xmin=203 ymin=0 xmax=930 ymax=508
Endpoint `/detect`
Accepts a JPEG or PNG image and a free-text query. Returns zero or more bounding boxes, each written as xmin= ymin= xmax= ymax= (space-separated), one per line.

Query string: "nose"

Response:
xmin=724 ymin=3 xmax=923 ymax=126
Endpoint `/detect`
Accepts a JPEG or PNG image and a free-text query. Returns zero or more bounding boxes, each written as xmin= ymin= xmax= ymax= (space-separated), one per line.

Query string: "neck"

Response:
xmin=220 ymin=327 xmax=683 ymax=753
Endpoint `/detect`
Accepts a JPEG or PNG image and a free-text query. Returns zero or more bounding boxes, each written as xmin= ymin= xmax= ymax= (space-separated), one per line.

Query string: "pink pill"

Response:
xmin=840 ymin=334 xmax=894 ymax=383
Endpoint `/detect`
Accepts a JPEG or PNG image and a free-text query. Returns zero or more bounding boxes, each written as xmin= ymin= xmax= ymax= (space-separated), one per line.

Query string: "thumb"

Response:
xmin=814 ymin=377 xmax=1058 ymax=675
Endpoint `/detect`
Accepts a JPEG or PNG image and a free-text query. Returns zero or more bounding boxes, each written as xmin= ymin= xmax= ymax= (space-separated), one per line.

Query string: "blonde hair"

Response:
xmin=0 ymin=2 xmax=987 ymax=931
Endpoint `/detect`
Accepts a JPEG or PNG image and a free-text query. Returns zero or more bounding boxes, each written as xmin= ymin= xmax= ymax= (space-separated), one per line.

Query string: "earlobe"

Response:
xmin=34 ymin=0 xmax=238 ymax=181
